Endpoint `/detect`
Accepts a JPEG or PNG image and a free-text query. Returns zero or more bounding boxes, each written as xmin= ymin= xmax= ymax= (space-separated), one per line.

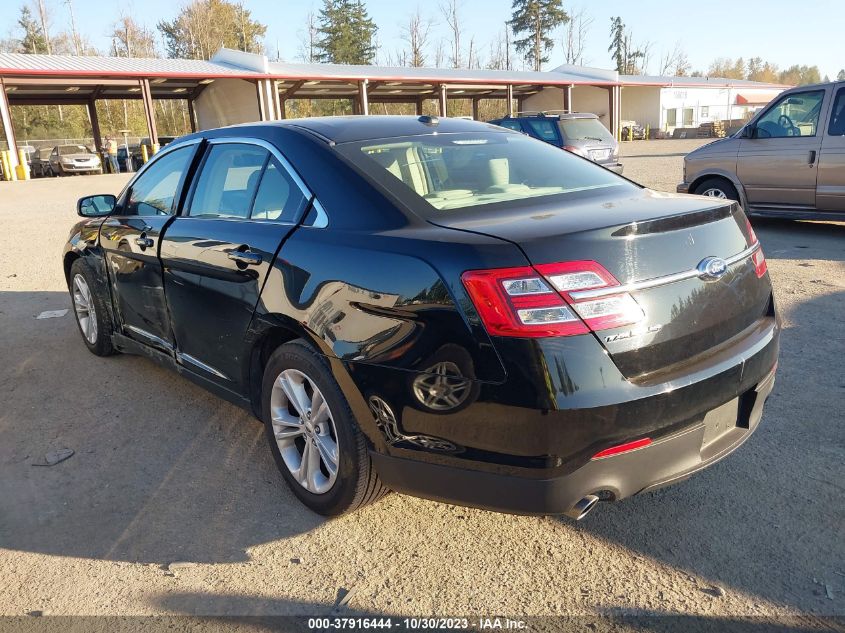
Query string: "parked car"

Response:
xmin=489 ymin=112 xmax=623 ymax=173
xmin=622 ymin=120 xmax=646 ymax=140
xmin=116 ymin=145 xmax=142 ymax=172
xmin=29 ymin=147 xmax=54 ymax=177
xmin=49 ymin=144 xmax=102 ymax=176
xmin=64 ymin=116 xmax=778 ymax=519
xmin=678 ymin=80 xmax=845 ymax=220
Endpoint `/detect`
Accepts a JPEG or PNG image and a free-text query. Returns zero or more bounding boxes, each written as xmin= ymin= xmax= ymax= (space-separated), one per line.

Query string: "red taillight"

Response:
xmin=461 ymin=266 xmax=588 ymax=337
xmin=563 ymin=145 xmax=586 ymax=157
xmin=591 ymin=437 xmax=652 ymax=460
xmin=461 ymin=260 xmax=644 ymax=338
xmin=746 ymin=219 xmax=768 ymax=277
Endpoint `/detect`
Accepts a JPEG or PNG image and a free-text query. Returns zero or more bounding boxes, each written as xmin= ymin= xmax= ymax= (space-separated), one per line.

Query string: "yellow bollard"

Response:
xmin=0 ymin=150 xmax=8 ymax=181
xmin=141 ymin=144 xmax=149 ymax=164
xmin=151 ymin=142 xmax=160 ymax=155
xmin=2 ymin=150 xmax=17 ymax=181
xmin=17 ymin=148 xmax=30 ymax=180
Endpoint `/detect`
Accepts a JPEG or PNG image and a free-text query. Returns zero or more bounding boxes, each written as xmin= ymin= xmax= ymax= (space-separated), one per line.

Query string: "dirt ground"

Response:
xmin=0 ymin=139 xmax=843 ymax=626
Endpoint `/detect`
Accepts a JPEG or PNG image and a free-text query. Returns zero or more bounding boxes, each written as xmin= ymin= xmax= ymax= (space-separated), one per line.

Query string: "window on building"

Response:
xmin=701 ymin=106 xmax=709 ymax=118
xmin=666 ymin=109 xmax=677 ymax=127
xmin=683 ymin=108 xmax=694 ymax=127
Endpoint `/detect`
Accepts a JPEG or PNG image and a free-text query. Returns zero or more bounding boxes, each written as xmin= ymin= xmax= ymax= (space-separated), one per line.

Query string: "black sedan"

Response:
xmin=63 ymin=116 xmax=779 ymax=518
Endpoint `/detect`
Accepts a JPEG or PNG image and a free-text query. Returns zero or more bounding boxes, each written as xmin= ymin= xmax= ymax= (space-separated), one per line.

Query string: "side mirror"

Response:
xmin=77 ymin=194 xmax=116 ymax=218
xmin=742 ymin=125 xmax=756 ymax=139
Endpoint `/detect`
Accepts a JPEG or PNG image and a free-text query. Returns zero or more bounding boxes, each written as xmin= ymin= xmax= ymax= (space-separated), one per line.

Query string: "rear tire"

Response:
xmin=694 ymin=177 xmax=739 ymax=202
xmin=261 ymin=340 xmax=388 ymax=516
xmin=69 ymin=258 xmax=116 ymax=357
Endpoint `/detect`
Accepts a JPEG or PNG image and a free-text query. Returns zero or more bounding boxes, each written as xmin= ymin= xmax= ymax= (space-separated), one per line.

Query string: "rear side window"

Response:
xmin=523 ymin=119 xmax=560 ymax=143
xmin=188 ymin=144 xmax=267 ymax=219
xmin=829 ymin=88 xmax=845 ymax=136
xmin=250 ymin=158 xmax=309 ymax=222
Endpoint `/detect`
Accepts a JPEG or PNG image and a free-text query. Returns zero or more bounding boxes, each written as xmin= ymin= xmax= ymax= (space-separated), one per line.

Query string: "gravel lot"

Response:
xmin=1 ymin=139 xmax=843 ymax=627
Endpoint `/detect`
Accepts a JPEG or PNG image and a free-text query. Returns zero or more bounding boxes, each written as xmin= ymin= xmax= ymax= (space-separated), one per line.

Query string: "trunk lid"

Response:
xmin=435 ymin=188 xmax=772 ymax=379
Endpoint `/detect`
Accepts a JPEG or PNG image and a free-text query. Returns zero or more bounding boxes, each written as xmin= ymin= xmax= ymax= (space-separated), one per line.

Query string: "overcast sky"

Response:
xmin=1 ymin=0 xmax=841 ymax=79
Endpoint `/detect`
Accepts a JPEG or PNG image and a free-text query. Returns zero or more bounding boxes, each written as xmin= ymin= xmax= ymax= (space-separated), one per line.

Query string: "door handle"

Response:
xmin=808 ymin=150 xmax=817 ymax=165
xmin=228 ymin=249 xmax=263 ymax=266
xmin=135 ymin=234 xmax=154 ymax=249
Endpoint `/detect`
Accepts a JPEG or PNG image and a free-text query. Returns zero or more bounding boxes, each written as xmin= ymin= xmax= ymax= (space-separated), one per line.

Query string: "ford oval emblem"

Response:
xmin=697 ymin=256 xmax=728 ymax=281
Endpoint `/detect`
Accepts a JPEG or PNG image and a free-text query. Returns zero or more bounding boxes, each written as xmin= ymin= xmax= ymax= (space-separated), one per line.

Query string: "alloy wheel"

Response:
xmin=701 ymin=187 xmax=728 ymax=199
xmin=72 ymin=274 xmax=98 ymax=344
xmin=270 ymin=369 xmax=339 ymax=494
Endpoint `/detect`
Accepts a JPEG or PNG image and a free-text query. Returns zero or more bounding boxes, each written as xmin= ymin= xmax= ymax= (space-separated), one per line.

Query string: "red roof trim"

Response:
xmin=0 ymin=68 xmax=260 ymax=79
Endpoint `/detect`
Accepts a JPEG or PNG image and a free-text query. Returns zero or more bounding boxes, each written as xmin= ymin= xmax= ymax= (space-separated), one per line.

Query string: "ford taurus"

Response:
xmin=63 ymin=116 xmax=779 ymax=519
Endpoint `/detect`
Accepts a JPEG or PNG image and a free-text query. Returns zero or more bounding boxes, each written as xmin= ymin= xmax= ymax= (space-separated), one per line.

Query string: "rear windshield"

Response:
xmin=337 ymin=132 xmax=628 ymax=214
xmin=58 ymin=145 xmax=88 ymax=156
xmin=558 ymin=118 xmax=614 ymax=143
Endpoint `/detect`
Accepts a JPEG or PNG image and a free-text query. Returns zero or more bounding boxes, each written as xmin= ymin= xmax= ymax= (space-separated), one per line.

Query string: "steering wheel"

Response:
xmin=777 ymin=114 xmax=799 ymax=137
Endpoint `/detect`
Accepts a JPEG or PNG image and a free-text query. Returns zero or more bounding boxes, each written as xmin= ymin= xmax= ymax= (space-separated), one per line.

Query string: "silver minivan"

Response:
xmin=678 ymin=81 xmax=845 ymax=220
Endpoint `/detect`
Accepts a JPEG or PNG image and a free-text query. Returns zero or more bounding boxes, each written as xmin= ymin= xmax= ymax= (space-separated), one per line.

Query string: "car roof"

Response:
xmin=264 ymin=115 xmax=510 ymax=144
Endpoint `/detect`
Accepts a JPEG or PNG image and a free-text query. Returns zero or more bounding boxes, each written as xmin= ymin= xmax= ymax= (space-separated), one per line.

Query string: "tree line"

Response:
xmin=1 ymin=0 xmax=839 ymax=143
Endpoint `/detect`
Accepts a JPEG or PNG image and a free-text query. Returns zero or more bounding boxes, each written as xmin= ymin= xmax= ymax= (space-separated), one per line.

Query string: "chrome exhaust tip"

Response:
xmin=564 ymin=494 xmax=600 ymax=520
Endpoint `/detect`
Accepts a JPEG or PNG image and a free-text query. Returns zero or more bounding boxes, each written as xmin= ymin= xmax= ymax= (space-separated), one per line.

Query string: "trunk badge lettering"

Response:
xmin=697 ymin=256 xmax=728 ymax=281
xmin=604 ymin=324 xmax=662 ymax=343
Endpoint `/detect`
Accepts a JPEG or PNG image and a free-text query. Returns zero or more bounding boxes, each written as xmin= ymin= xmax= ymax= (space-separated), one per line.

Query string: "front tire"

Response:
xmin=694 ymin=177 xmax=739 ymax=202
xmin=261 ymin=340 xmax=387 ymax=516
xmin=69 ymin=259 xmax=116 ymax=356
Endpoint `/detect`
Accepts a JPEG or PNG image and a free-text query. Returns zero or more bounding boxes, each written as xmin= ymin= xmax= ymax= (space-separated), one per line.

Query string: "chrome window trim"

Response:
xmin=309 ymin=198 xmax=329 ymax=228
xmin=569 ymin=243 xmax=761 ymax=300
xmin=177 ymin=352 xmax=228 ymax=380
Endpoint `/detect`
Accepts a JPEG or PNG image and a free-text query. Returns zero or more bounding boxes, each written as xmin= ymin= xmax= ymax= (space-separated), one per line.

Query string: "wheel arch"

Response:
xmin=245 ymin=315 xmax=384 ymax=451
xmin=689 ymin=172 xmax=748 ymax=208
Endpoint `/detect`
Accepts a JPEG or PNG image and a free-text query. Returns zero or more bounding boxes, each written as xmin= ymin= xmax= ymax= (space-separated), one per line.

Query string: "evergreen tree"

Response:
xmin=608 ymin=16 xmax=625 ymax=73
xmin=508 ymin=0 xmax=568 ymax=71
xmin=315 ymin=0 xmax=377 ymax=65
xmin=18 ymin=6 xmax=48 ymax=54
xmin=837 ymin=69 xmax=845 ymax=81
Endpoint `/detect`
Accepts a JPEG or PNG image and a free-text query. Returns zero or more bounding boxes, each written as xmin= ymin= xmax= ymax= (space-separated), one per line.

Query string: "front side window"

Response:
xmin=124 ymin=146 xmax=194 ymax=216
xmin=339 ymin=132 xmax=630 ymax=215
xmin=188 ymin=144 xmax=267 ymax=219
xmin=523 ymin=119 xmax=560 ymax=143
xmin=828 ymin=88 xmax=845 ymax=136
xmin=755 ymin=90 xmax=826 ymax=138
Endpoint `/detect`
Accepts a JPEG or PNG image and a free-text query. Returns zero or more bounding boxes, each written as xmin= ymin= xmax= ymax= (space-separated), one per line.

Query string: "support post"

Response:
xmin=0 ymin=78 xmax=19 ymax=171
xmin=358 ymin=79 xmax=369 ymax=116
xmin=506 ymin=84 xmax=514 ymax=117
xmin=438 ymin=85 xmax=448 ymax=117
xmin=272 ymin=80 xmax=282 ymax=121
xmin=416 ymin=98 xmax=424 ymax=116
xmin=187 ymin=98 xmax=197 ymax=132
xmin=140 ymin=79 xmax=158 ymax=146
xmin=471 ymin=97 xmax=480 ymax=121
xmin=87 ymin=99 xmax=102 ymax=155
xmin=564 ymin=84 xmax=573 ymax=113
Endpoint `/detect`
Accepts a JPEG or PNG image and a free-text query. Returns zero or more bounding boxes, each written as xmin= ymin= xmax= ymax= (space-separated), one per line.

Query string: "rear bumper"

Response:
xmin=605 ymin=162 xmax=624 ymax=174
xmin=372 ymin=364 xmax=776 ymax=516
xmin=677 ymin=182 xmax=691 ymax=194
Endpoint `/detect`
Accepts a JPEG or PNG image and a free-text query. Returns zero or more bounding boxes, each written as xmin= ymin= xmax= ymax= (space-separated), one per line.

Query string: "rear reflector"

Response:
xmin=462 ymin=260 xmax=643 ymax=338
xmin=591 ymin=437 xmax=652 ymax=460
